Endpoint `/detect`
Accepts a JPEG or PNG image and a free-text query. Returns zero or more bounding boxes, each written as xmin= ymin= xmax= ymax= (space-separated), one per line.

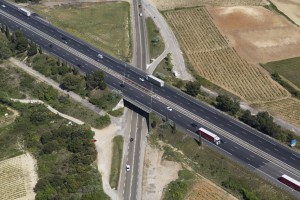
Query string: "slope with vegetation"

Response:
xmin=149 ymin=114 xmax=297 ymax=200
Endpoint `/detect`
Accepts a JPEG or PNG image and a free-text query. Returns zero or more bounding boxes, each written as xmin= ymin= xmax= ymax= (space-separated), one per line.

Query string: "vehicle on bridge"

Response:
xmin=198 ymin=128 xmax=221 ymax=145
xmin=146 ymin=75 xmax=164 ymax=87
xmin=18 ymin=8 xmax=32 ymax=17
xmin=278 ymin=174 xmax=300 ymax=192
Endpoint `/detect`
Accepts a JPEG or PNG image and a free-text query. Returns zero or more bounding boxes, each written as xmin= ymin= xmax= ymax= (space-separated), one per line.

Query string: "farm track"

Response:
xmin=164 ymin=7 xmax=289 ymax=102
xmin=150 ymin=0 xmax=267 ymax=11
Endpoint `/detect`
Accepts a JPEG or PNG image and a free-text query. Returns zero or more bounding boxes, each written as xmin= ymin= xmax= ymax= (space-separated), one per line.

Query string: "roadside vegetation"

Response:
xmin=0 ymin=99 xmax=109 ymax=199
xmin=109 ymin=135 xmax=124 ymax=189
xmin=146 ymin=17 xmax=165 ymax=60
xmin=29 ymin=2 xmax=132 ymax=61
xmin=108 ymin=107 xmax=124 ymax=117
xmin=163 ymin=169 xmax=196 ymax=200
xmin=149 ymin=113 xmax=297 ymax=200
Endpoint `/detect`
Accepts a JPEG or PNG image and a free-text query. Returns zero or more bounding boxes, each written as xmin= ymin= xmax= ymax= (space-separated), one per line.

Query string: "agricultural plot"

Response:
xmin=165 ymin=8 xmax=289 ymax=102
xmin=0 ymin=154 xmax=37 ymax=200
xmin=209 ymin=6 xmax=300 ymax=64
xmin=150 ymin=0 xmax=267 ymax=11
xmin=256 ymin=98 xmax=300 ymax=129
xmin=270 ymin=0 xmax=300 ymax=26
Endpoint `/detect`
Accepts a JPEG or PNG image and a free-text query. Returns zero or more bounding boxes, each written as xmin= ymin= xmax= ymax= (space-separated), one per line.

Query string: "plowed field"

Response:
xmin=209 ymin=6 xmax=300 ymax=63
xmin=165 ymin=8 xmax=289 ymax=102
xmin=150 ymin=0 xmax=267 ymax=11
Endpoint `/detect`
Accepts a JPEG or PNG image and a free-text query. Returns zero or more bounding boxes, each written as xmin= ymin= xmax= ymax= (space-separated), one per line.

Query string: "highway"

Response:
xmin=0 ymin=1 xmax=299 ymax=197
xmin=121 ymin=0 xmax=148 ymax=199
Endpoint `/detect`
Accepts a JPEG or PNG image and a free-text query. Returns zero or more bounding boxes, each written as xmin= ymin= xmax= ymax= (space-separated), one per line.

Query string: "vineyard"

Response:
xmin=165 ymin=8 xmax=289 ymax=102
xmin=151 ymin=0 xmax=267 ymax=11
xmin=257 ymin=98 xmax=300 ymax=129
xmin=185 ymin=178 xmax=237 ymax=200
xmin=0 ymin=154 xmax=37 ymax=200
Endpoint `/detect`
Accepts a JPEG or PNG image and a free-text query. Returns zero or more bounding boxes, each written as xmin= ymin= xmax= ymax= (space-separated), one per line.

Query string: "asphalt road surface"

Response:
xmin=0 ymin=1 xmax=299 ymax=197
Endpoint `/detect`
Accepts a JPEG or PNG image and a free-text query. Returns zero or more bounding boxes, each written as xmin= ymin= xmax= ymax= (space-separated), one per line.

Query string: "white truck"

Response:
xmin=18 ymin=8 xmax=31 ymax=17
xmin=146 ymin=75 xmax=164 ymax=87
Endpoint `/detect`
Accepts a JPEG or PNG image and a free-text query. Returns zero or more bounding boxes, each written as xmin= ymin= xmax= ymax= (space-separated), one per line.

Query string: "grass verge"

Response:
xmin=149 ymin=113 xmax=297 ymax=200
xmin=109 ymin=135 xmax=124 ymax=189
xmin=29 ymin=2 xmax=132 ymax=61
xmin=146 ymin=17 xmax=165 ymax=60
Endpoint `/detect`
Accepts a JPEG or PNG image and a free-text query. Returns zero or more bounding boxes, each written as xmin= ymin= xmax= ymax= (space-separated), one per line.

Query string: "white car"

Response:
xmin=166 ymin=106 xmax=172 ymax=111
xmin=1 ymin=5 xmax=6 ymax=7
xmin=97 ymin=54 xmax=103 ymax=59
xmin=139 ymin=77 xmax=145 ymax=82
xmin=139 ymin=13 xmax=143 ymax=17
xmin=126 ymin=164 xmax=130 ymax=172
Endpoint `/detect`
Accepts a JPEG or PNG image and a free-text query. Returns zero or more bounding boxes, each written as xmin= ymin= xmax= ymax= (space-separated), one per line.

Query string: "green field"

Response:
xmin=146 ymin=17 xmax=165 ymax=60
xmin=262 ymin=57 xmax=300 ymax=89
xmin=29 ymin=2 xmax=132 ymax=61
xmin=109 ymin=135 xmax=124 ymax=189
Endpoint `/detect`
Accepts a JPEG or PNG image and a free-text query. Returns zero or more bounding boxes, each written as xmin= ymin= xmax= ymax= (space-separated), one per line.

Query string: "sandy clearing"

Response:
xmin=209 ymin=6 xmax=300 ymax=63
xmin=270 ymin=0 xmax=300 ymax=26
xmin=142 ymin=143 xmax=182 ymax=200
xmin=0 ymin=153 xmax=38 ymax=200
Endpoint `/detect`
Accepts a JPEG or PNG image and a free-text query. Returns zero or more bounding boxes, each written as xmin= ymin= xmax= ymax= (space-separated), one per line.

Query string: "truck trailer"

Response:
xmin=146 ymin=75 xmax=164 ymax=87
xmin=278 ymin=174 xmax=300 ymax=192
xmin=198 ymin=128 xmax=221 ymax=145
xmin=18 ymin=8 xmax=31 ymax=17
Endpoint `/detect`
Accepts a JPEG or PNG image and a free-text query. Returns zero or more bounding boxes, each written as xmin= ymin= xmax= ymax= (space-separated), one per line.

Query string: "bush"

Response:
xmin=185 ymin=81 xmax=201 ymax=97
xmin=215 ymin=95 xmax=240 ymax=115
xmin=95 ymin=114 xmax=111 ymax=129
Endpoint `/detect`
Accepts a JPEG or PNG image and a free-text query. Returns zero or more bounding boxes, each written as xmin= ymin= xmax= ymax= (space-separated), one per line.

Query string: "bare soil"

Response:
xmin=142 ymin=143 xmax=182 ymax=200
xmin=209 ymin=6 xmax=300 ymax=63
xmin=270 ymin=0 xmax=300 ymax=26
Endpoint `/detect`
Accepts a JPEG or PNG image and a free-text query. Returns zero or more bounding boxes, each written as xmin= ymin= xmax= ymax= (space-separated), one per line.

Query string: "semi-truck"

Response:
xmin=278 ymin=174 xmax=300 ymax=192
xmin=198 ymin=128 xmax=221 ymax=145
xmin=18 ymin=8 xmax=31 ymax=17
xmin=146 ymin=75 xmax=164 ymax=87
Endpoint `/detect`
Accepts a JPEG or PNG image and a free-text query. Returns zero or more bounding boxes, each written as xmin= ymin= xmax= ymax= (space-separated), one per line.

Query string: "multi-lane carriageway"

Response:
xmin=0 ymin=1 xmax=299 ymax=196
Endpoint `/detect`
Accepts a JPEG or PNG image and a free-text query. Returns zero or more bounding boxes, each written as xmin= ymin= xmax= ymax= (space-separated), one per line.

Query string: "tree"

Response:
xmin=239 ymin=110 xmax=254 ymax=125
xmin=0 ymin=40 xmax=12 ymax=60
xmin=215 ymin=95 xmax=240 ymax=115
xmin=185 ymin=81 xmax=201 ymax=97
xmin=27 ymin=43 xmax=37 ymax=57
xmin=5 ymin=26 xmax=10 ymax=40
xmin=151 ymin=120 xmax=157 ymax=129
xmin=172 ymin=122 xmax=176 ymax=134
xmin=62 ymin=74 xmax=83 ymax=92
xmin=86 ymin=71 xmax=106 ymax=90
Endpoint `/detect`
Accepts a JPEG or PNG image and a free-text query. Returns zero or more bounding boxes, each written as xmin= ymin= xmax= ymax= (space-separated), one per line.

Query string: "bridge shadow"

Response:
xmin=123 ymin=100 xmax=150 ymax=131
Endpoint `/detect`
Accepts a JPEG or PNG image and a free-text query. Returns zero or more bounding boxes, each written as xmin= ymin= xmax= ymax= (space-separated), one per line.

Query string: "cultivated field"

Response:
xmin=270 ymin=0 xmax=300 ymax=26
xmin=209 ymin=6 xmax=300 ymax=64
xmin=0 ymin=154 xmax=37 ymax=200
xmin=185 ymin=178 xmax=237 ymax=200
xmin=165 ymin=8 xmax=289 ymax=102
xmin=256 ymin=98 xmax=300 ymax=129
xmin=29 ymin=2 xmax=131 ymax=61
xmin=150 ymin=0 xmax=267 ymax=11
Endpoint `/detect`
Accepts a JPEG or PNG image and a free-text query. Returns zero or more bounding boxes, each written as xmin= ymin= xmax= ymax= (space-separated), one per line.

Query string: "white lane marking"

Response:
xmin=258 ymin=140 xmax=262 ymax=143
xmin=291 ymin=157 xmax=295 ymax=160
xmin=234 ymin=146 xmax=239 ymax=149
xmin=274 ymin=148 xmax=279 ymax=152
xmin=227 ymin=123 xmax=232 ymax=127
xmin=292 ymin=153 xmax=300 ymax=159
xmin=250 ymin=154 xmax=255 ymax=158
